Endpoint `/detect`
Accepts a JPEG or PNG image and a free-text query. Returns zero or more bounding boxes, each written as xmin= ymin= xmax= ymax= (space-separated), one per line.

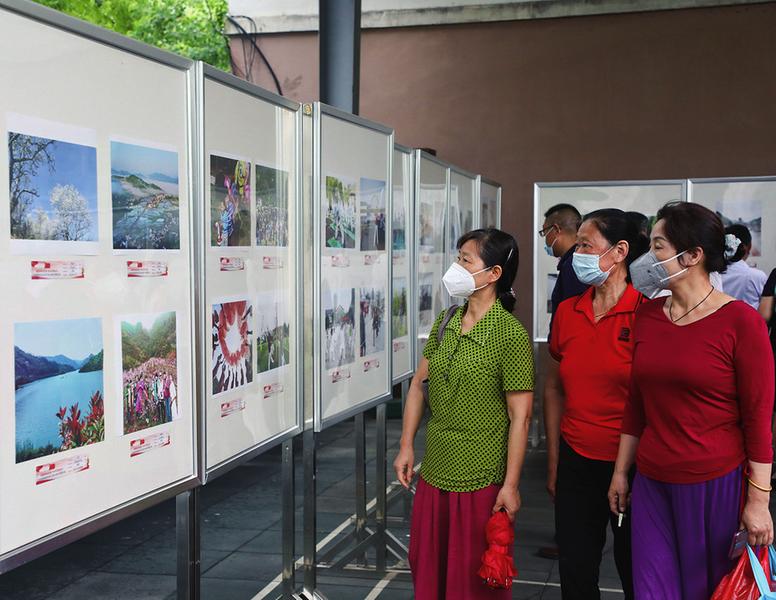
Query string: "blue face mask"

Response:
xmin=544 ymin=238 xmax=556 ymax=257
xmin=572 ymin=246 xmax=614 ymax=286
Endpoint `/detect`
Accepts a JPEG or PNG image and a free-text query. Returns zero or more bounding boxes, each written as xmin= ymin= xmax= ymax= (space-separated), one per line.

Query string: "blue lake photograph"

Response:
xmin=14 ymin=317 xmax=105 ymax=463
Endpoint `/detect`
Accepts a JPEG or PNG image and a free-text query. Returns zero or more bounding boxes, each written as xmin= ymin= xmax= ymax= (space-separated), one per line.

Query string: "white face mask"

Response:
xmin=442 ymin=262 xmax=492 ymax=298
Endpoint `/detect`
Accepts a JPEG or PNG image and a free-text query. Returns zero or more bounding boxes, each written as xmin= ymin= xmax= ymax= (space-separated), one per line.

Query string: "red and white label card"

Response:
xmin=363 ymin=359 xmax=380 ymax=372
xmin=220 ymin=398 xmax=246 ymax=417
xmin=31 ymin=260 xmax=85 ymax=280
xmin=219 ymin=257 xmax=245 ymax=272
xmin=331 ymin=367 xmax=352 ymax=383
xmin=129 ymin=432 xmax=171 ymax=457
xmin=331 ymin=254 xmax=350 ymax=268
xmin=262 ymin=256 xmax=284 ymax=270
xmin=393 ymin=341 xmax=407 ymax=352
xmin=364 ymin=254 xmax=381 ymax=266
xmin=127 ymin=260 xmax=168 ymax=278
xmin=263 ymin=382 xmax=284 ymax=399
xmin=421 ymin=255 xmax=431 ymax=264
xmin=35 ymin=455 xmax=90 ymax=485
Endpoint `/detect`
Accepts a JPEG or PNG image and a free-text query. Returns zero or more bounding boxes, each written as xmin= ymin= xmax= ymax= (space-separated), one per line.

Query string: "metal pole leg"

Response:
xmin=354 ymin=412 xmax=368 ymax=566
xmin=176 ymin=487 xmax=200 ymax=600
xmin=375 ymin=402 xmax=388 ymax=573
xmin=303 ymin=427 xmax=317 ymax=595
xmin=401 ymin=379 xmax=412 ymax=523
xmin=282 ymin=438 xmax=296 ymax=598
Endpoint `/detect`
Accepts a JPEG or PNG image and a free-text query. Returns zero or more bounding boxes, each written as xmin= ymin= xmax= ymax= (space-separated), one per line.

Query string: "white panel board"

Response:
xmin=392 ymin=147 xmax=414 ymax=384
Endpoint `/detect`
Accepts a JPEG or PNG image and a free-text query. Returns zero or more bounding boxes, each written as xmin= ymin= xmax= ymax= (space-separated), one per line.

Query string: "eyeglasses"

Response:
xmin=538 ymin=225 xmax=557 ymax=238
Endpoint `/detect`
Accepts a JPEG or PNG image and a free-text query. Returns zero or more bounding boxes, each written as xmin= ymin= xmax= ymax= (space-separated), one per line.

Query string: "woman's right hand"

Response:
xmin=393 ymin=445 xmax=415 ymax=489
xmin=608 ymin=471 xmax=630 ymax=515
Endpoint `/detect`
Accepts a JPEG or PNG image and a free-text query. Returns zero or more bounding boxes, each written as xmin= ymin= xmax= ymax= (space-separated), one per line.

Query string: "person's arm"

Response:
xmin=544 ymin=356 xmax=564 ymax=500
xmin=608 ymin=434 xmax=640 ymax=514
xmin=758 ymin=269 xmax=776 ymax=323
xmin=393 ymin=357 xmax=429 ymax=489
xmin=492 ymin=390 xmax=533 ymax=521
xmin=735 ymin=309 xmax=775 ymax=546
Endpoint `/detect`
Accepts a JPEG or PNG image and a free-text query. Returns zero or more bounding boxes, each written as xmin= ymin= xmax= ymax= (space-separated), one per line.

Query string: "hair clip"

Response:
xmin=724 ymin=233 xmax=741 ymax=260
xmin=509 ymin=288 xmax=516 ymax=298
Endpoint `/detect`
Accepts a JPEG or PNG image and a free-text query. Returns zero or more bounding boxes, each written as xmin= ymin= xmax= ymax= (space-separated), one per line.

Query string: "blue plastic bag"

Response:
xmin=746 ymin=544 xmax=776 ymax=598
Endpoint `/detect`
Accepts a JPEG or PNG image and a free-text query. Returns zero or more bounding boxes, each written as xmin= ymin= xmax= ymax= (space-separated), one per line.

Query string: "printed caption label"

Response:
xmin=363 ymin=359 xmax=380 ymax=372
xmin=331 ymin=367 xmax=352 ymax=383
xmin=127 ymin=260 xmax=168 ymax=278
xmin=35 ymin=455 xmax=90 ymax=485
xmin=393 ymin=341 xmax=407 ymax=352
xmin=31 ymin=260 xmax=85 ymax=280
xmin=364 ymin=254 xmax=382 ymax=266
xmin=262 ymin=256 xmax=284 ymax=270
xmin=263 ymin=382 xmax=284 ymax=399
xmin=331 ymin=255 xmax=350 ymax=268
xmin=219 ymin=257 xmax=245 ymax=272
xmin=220 ymin=398 xmax=246 ymax=417
xmin=130 ymin=432 xmax=171 ymax=457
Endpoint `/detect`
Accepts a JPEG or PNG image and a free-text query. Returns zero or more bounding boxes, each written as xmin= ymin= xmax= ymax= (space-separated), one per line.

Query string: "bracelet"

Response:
xmin=747 ymin=477 xmax=773 ymax=493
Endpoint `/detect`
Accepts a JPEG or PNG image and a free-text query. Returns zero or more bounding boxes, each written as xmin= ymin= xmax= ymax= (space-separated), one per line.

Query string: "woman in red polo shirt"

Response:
xmin=608 ymin=202 xmax=774 ymax=600
xmin=547 ymin=208 xmax=647 ymax=600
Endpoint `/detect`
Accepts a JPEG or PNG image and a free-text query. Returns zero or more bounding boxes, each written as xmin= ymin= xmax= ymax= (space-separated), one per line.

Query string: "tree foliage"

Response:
xmin=34 ymin=0 xmax=231 ymax=71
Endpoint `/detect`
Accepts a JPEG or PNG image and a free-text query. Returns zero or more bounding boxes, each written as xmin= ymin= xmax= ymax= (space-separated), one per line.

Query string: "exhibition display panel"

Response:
xmin=415 ymin=152 xmax=448 ymax=347
xmin=201 ymin=65 xmax=303 ymax=478
xmin=478 ymin=176 xmax=502 ymax=229
xmin=448 ymin=167 xmax=477 ymax=266
xmin=0 ymin=0 xmax=197 ymax=565
xmin=392 ymin=145 xmax=415 ymax=384
xmin=689 ymin=177 xmax=776 ymax=279
xmin=313 ymin=104 xmax=394 ymax=432
xmin=533 ymin=180 xmax=686 ymax=341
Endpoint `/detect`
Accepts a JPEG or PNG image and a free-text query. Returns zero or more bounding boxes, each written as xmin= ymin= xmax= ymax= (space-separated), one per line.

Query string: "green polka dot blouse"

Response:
xmin=420 ymin=300 xmax=534 ymax=492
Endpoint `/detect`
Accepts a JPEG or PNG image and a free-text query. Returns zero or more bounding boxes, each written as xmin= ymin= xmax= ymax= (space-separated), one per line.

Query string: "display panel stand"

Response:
xmin=176 ymin=487 xmax=201 ymax=600
xmin=281 ymin=438 xmax=296 ymax=597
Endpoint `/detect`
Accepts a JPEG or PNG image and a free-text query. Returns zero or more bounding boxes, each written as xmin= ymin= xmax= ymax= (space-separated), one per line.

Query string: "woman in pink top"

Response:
xmin=608 ymin=202 xmax=774 ymax=600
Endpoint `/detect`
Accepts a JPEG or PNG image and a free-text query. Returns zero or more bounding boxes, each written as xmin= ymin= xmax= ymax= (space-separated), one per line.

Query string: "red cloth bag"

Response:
xmin=477 ymin=511 xmax=517 ymax=589
xmin=711 ymin=546 xmax=774 ymax=600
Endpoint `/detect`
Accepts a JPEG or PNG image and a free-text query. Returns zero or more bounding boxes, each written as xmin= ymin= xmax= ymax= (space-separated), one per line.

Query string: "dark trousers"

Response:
xmin=555 ymin=438 xmax=634 ymax=600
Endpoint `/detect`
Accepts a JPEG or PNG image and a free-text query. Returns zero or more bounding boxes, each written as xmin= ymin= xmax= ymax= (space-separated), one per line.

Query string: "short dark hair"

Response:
xmin=724 ymin=224 xmax=751 ymax=263
xmin=655 ymin=202 xmax=726 ymax=274
xmin=624 ymin=211 xmax=650 ymax=238
xmin=544 ymin=203 xmax=581 ymax=233
xmin=582 ymin=208 xmax=649 ymax=282
xmin=457 ymin=228 xmax=519 ymax=312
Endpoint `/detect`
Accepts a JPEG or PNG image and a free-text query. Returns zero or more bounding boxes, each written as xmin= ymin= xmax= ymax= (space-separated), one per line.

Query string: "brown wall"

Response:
xmin=231 ymin=3 xmax=776 ymax=332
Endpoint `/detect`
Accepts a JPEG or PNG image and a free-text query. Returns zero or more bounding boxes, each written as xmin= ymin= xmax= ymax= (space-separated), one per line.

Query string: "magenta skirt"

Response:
xmin=409 ymin=476 xmax=512 ymax=600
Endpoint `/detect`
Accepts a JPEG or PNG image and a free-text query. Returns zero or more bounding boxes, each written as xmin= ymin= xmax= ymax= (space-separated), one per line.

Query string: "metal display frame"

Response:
xmin=0 ymin=0 xmax=199 ymax=577
xmin=311 ymin=102 xmax=395 ymax=434
xmin=532 ymin=179 xmax=688 ymax=343
xmin=391 ymin=143 xmax=416 ymax=386
xmin=197 ymin=64 xmax=304 ymax=484
xmin=477 ymin=175 xmax=503 ymax=229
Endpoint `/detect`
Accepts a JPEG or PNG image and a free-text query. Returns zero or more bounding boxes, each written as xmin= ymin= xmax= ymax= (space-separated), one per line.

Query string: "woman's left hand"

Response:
xmin=741 ymin=490 xmax=774 ymax=547
xmin=492 ymin=485 xmax=521 ymax=522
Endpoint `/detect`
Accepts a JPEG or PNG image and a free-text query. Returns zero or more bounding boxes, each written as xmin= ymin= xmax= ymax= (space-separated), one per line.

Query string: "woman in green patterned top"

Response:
xmin=394 ymin=228 xmax=535 ymax=599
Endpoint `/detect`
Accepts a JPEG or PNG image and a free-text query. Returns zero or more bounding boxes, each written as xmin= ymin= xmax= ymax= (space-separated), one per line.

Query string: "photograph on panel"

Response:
xmin=324 ymin=288 xmax=356 ymax=369
xmin=255 ymin=164 xmax=289 ymax=247
xmin=392 ymin=277 xmax=408 ymax=339
xmin=325 ymin=175 xmax=356 ymax=249
xmin=392 ymin=184 xmax=406 ymax=251
xmin=419 ymin=273 xmax=434 ymax=327
xmin=255 ymin=292 xmax=290 ymax=374
xmin=449 ymin=187 xmax=462 ymax=252
xmin=359 ymin=287 xmax=386 ymax=357
xmin=111 ymin=141 xmax=180 ymax=250
xmin=15 ymin=318 xmax=104 ymax=463
xmin=120 ymin=311 xmax=180 ymax=434
xmin=212 ymin=300 xmax=254 ymax=394
xmin=210 ymin=155 xmax=251 ymax=247
xmin=9 ymin=127 xmax=98 ymax=249
xmin=359 ymin=177 xmax=387 ymax=252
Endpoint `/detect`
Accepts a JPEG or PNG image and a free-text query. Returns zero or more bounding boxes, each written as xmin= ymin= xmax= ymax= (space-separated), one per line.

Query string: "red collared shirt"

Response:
xmin=549 ymin=284 xmax=644 ymax=461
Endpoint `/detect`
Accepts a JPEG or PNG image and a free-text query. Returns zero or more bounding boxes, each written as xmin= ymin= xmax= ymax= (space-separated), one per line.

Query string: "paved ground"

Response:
xmin=0 ymin=411 xmax=625 ymax=599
